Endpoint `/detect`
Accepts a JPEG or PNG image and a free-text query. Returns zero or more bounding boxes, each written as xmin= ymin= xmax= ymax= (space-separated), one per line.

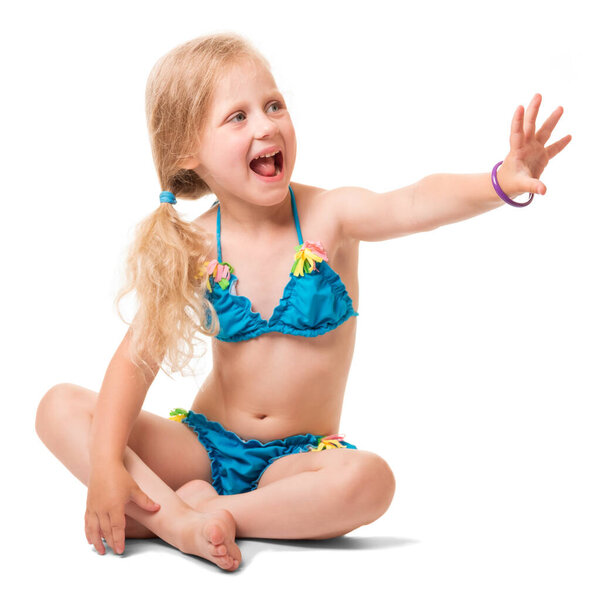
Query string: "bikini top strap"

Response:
xmin=289 ymin=184 xmax=304 ymax=245
xmin=216 ymin=187 xmax=301 ymax=263
xmin=216 ymin=203 xmax=223 ymax=263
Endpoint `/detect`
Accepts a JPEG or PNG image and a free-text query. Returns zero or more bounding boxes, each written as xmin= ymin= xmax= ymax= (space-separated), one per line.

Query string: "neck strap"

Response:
xmin=290 ymin=184 xmax=303 ymax=245
xmin=216 ymin=185 xmax=303 ymax=263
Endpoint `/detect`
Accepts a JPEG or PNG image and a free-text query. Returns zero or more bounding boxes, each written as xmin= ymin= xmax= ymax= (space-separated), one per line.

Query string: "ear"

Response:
xmin=179 ymin=156 xmax=201 ymax=169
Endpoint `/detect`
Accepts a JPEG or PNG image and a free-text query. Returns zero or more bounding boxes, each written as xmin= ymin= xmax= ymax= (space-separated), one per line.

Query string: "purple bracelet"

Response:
xmin=492 ymin=161 xmax=534 ymax=207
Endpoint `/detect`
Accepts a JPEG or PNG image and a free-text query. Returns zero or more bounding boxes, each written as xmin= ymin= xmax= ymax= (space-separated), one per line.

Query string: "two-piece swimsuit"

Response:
xmin=169 ymin=185 xmax=359 ymax=495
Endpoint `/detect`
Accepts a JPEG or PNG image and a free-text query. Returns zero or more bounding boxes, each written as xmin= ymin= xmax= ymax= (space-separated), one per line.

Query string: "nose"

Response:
xmin=253 ymin=111 xmax=277 ymax=139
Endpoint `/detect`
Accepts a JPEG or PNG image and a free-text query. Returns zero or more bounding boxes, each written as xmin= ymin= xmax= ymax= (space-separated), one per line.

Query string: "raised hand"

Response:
xmin=498 ymin=93 xmax=572 ymax=198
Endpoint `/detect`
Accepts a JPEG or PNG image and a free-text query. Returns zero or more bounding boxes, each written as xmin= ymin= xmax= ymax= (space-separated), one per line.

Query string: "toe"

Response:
xmin=217 ymin=555 xmax=234 ymax=570
xmin=212 ymin=544 xmax=227 ymax=557
xmin=205 ymin=523 xmax=225 ymax=546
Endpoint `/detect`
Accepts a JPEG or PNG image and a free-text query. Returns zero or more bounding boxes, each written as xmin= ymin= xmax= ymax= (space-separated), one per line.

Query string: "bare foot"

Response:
xmin=124 ymin=480 xmax=219 ymax=540
xmin=176 ymin=508 xmax=242 ymax=571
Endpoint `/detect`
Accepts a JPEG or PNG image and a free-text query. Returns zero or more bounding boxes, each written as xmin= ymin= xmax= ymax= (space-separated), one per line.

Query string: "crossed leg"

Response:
xmin=184 ymin=446 xmax=397 ymax=540
xmin=35 ymin=383 xmax=240 ymax=570
xmin=36 ymin=383 xmax=396 ymax=544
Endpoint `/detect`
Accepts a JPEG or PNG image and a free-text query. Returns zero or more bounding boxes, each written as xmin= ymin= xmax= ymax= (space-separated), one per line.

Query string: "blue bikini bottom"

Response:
xmin=169 ymin=409 xmax=357 ymax=496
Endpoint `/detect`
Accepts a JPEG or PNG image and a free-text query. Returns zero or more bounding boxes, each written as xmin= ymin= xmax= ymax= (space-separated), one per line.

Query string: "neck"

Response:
xmin=217 ymin=186 xmax=293 ymax=236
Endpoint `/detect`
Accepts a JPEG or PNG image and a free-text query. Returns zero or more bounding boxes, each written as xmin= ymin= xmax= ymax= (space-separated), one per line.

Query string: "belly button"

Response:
xmin=256 ymin=414 xmax=267 ymax=420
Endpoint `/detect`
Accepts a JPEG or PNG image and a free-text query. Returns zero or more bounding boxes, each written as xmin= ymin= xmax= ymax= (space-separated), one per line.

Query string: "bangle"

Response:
xmin=492 ymin=161 xmax=534 ymax=207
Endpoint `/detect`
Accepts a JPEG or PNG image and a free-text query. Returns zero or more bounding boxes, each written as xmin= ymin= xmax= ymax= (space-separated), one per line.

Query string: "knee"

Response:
xmin=35 ymin=383 xmax=88 ymax=440
xmin=343 ymin=451 xmax=396 ymax=521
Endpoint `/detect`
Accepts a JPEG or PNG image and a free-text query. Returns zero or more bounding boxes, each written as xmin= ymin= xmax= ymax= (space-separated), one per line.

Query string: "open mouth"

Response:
xmin=249 ymin=150 xmax=284 ymax=178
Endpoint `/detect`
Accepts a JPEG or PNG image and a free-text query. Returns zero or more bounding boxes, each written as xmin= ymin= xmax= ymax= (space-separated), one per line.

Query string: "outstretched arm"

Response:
xmin=331 ymin=94 xmax=571 ymax=243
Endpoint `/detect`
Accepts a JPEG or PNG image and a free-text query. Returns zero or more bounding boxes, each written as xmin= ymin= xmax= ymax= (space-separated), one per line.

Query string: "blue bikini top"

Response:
xmin=202 ymin=185 xmax=358 ymax=342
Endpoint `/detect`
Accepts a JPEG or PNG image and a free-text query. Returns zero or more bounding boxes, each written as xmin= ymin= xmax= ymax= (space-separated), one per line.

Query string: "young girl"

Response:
xmin=35 ymin=32 xmax=571 ymax=572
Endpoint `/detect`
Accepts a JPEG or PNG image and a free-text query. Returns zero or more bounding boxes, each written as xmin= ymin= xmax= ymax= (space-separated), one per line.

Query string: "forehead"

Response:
xmin=209 ymin=58 xmax=279 ymax=114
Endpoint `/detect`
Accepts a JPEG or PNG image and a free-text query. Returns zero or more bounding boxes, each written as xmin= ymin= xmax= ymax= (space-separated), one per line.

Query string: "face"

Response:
xmin=190 ymin=57 xmax=297 ymax=206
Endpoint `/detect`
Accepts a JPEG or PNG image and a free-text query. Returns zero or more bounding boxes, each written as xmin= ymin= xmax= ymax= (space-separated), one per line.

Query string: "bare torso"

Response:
xmin=190 ymin=182 xmax=359 ymax=442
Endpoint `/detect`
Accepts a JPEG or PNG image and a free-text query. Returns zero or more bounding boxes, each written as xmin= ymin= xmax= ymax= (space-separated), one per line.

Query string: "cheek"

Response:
xmin=285 ymin=122 xmax=297 ymax=164
xmin=217 ymin=137 xmax=248 ymax=169
xmin=202 ymin=140 xmax=243 ymax=177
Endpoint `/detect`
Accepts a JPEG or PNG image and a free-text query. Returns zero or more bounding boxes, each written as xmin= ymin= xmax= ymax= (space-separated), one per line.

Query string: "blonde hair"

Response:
xmin=115 ymin=32 xmax=270 ymax=377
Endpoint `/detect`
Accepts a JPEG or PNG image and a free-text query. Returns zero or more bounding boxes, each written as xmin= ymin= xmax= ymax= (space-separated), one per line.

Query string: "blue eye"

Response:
xmin=230 ymin=102 xmax=283 ymax=123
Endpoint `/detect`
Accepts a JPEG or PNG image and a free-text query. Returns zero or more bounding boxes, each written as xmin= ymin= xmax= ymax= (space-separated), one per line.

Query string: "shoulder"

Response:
xmin=189 ymin=199 xmax=219 ymax=261
xmin=290 ymin=182 xmax=372 ymax=220
xmin=303 ymin=185 xmax=377 ymax=245
xmin=188 ymin=182 xmax=368 ymax=238
xmin=191 ymin=199 xmax=219 ymax=235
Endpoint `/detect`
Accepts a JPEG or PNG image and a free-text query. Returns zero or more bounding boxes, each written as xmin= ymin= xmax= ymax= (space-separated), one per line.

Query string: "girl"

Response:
xmin=34 ymin=32 xmax=571 ymax=572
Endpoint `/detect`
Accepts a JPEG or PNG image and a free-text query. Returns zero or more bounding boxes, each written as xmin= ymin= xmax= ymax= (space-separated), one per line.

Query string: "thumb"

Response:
xmin=131 ymin=488 xmax=161 ymax=512
xmin=526 ymin=179 xmax=546 ymax=195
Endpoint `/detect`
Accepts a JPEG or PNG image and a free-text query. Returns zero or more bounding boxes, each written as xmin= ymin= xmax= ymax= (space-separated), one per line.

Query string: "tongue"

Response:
xmin=250 ymin=156 xmax=276 ymax=177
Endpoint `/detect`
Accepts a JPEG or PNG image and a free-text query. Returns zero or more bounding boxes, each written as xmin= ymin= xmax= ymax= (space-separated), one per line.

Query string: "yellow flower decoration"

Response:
xmin=168 ymin=408 xmax=189 ymax=422
xmin=309 ymin=434 xmax=347 ymax=452
xmin=290 ymin=241 xmax=329 ymax=277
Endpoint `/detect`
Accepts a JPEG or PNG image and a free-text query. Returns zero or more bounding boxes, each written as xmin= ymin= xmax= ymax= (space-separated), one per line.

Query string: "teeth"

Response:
xmin=253 ymin=150 xmax=280 ymax=160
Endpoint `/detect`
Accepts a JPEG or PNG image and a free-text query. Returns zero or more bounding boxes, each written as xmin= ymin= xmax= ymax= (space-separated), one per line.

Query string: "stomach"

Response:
xmin=190 ymin=318 xmax=357 ymax=442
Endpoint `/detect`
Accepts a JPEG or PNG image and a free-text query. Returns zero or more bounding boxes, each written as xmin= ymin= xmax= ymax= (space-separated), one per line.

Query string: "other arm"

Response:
xmin=328 ymin=172 xmax=506 ymax=243
xmin=332 ymin=94 xmax=571 ymax=242
xmin=86 ymin=328 xmax=162 ymax=555
xmin=89 ymin=328 xmax=160 ymax=467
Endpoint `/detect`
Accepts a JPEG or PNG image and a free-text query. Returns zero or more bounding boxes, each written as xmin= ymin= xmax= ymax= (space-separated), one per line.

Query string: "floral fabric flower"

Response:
xmin=309 ymin=434 xmax=347 ymax=451
xmin=196 ymin=259 xmax=234 ymax=292
xmin=290 ymin=241 xmax=329 ymax=277
xmin=168 ymin=408 xmax=189 ymax=422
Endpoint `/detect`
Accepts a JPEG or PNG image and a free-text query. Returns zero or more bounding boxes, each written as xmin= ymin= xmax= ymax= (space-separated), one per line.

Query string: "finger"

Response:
xmin=109 ymin=512 xmax=127 ymax=555
xmin=84 ymin=512 xmax=92 ymax=545
xmin=526 ymin=178 xmax=546 ymax=195
xmin=523 ymin=93 xmax=542 ymax=141
xmin=510 ymin=105 xmax=525 ymax=152
xmin=536 ymin=105 xmax=564 ymax=146
xmin=545 ymin=134 xmax=572 ymax=159
xmin=86 ymin=514 xmax=106 ymax=555
xmin=131 ymin=488 xmax=161 ymax=512
xmin=99 ymin=513 xmax=116 ymax=554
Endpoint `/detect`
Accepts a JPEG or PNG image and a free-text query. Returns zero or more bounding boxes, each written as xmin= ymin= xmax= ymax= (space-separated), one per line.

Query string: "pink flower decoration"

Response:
xmin=214 ymin=262 xmax=230 ymax=283
xmin=205 ymin=259 xmax=218 ymax=275
xmin=302 ymin=241 xmax=328 ymax=261
xmin=200 ymin=259 xmax=232 ymax=292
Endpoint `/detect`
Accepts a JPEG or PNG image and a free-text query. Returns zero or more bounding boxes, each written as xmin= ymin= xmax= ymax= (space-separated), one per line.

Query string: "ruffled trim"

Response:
xmin=180 ymin=414 xmax=228 ymax=495
xmin=180 ymin=410 xmax=320 ymax=495
xmin=251 ymin=434 xmax=357 ymax=489
xmin=178 ymin=409 xmax=357 ymax=494
xmin=207 ymin=269 xmax=296 ymax=341
xmin=205 ymin=241 xmax=358 ymax=342
xmin=183 ymin=410 xmax=317 ymax=447
xmin=211 ymin=262 xmax=359 ymax=342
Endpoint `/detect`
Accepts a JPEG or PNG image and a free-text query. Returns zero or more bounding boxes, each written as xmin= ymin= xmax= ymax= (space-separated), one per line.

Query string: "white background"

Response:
xmin=2 ymin=0 xmax=598 ymax=590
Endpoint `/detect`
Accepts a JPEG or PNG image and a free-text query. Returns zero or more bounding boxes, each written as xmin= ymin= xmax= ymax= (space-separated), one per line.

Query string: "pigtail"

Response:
xmin=114 ymin=199 xmax=219 ymax=377
xmin=113 ymin=32 xmax=268 ymax=376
